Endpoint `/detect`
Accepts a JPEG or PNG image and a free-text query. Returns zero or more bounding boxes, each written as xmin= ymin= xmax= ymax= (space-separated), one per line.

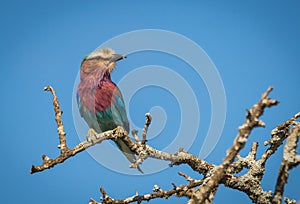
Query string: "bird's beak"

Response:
xmin=109 ymin=54 xmax=126 ymax=63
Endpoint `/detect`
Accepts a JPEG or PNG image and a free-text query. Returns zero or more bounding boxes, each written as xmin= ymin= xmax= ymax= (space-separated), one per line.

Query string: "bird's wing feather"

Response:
xmin=110 ymin=87 xmax=130 ymax=132
xmin=93 ymin=81 xmax=129 ymax=132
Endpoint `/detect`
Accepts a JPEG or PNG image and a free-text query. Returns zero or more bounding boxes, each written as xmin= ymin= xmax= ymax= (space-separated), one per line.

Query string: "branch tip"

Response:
xmin=43 ymin=86 xmax=52 ymax=91
xmin=142 ymin=113 xmax=152 ymax=145
xmin=262 ymin=86 xmax=273 ymax=99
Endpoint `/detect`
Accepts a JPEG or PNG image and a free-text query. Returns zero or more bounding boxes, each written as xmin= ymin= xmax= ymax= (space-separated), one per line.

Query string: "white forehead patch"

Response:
xmin=87 ymin=48 xmax=115 ymax=59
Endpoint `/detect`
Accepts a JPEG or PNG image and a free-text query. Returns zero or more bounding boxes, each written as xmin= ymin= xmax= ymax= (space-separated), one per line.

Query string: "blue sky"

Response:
xmin=1 ymin=1 xmax=299 ymax=203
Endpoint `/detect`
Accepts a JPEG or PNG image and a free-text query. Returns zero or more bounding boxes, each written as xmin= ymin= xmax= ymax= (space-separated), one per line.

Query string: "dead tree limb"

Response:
xmin=31 ymin=86 xmax=300 ymax=204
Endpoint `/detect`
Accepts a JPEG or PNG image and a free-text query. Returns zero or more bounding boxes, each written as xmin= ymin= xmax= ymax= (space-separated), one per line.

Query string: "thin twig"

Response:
xmin=261 ymin=112 xmax=300 ymax=166
xmin=272 ymin=122 xmax=300 ymax=204
xmin=44 ymin=86 xmax=68 ymax=153
xmin=142 ymin=113 xmax=152 ymax=145
xmin=131 ymin=130 xmax=140 ymax=143
xmin=178 ymin=171 xmax=196 ymax=183
xmin=90 ymin=177 xmax=204 ymax=204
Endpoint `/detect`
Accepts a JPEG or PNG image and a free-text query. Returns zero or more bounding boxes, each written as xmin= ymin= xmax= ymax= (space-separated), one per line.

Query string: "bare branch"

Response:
xmin=260 ymin=112 xmax=300 ymax=166
xmin=31 ymin=87 xmax=211 ymax=174
xmin=30 ymin=128 xmax=119 ymax=174
xmin=142 ymin=113 xmax=152 ymax=145
xmin=130 ymin=113 xmax=152 ymax=169
xmin=31 ymin=86 xmax=300 ymax=204
xmin=44 ymin=86 xmax=68 ymax=153
xmin=192 ymin=86 xmax=278 ymax=203
xmin=90 ymin=176 xmax=204 ymax=204
xmin=272 ymin=121 xmax=300 ymax=204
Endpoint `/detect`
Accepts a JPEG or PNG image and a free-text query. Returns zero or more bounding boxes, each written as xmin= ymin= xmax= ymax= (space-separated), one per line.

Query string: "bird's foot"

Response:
xmin=86 ymin=128 xmax=97 ymax=143
xmin=113 ymin=126 xmax=123 ymax=139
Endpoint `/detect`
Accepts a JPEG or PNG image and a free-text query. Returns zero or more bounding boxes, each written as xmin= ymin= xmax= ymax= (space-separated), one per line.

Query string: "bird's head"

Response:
xmin=82 ymin=48 xmax=126 ymax=73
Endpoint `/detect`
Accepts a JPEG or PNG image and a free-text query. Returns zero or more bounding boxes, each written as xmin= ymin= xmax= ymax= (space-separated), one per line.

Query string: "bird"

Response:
xmin=77 ymin=48 xmax=143 ymax=173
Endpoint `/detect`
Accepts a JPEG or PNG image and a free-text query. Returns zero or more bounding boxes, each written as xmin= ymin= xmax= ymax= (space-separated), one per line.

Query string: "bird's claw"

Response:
xmin=86 ymin=128 xmax=97 ymax=143
xmin=113 ymin=126 xmax=123 ymax=139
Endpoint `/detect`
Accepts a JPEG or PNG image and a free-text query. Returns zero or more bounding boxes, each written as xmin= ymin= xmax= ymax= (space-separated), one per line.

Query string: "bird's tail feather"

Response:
xmin=115 ymin=138 xmax=143 ymax=173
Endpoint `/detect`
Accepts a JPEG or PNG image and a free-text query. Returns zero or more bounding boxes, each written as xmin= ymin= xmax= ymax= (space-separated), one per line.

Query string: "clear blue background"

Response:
xmin=1 ymin=1 xmax=299 ymax=203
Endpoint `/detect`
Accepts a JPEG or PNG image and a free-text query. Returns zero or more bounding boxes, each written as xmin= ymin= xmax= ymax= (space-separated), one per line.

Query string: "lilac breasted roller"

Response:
xmin=77 ymin=48 xmax=142 ymax=173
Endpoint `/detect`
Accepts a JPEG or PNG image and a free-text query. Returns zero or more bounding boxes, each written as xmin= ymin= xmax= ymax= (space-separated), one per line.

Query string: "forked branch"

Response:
xmin=31 ymin=86 xmax=299 ymax=204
